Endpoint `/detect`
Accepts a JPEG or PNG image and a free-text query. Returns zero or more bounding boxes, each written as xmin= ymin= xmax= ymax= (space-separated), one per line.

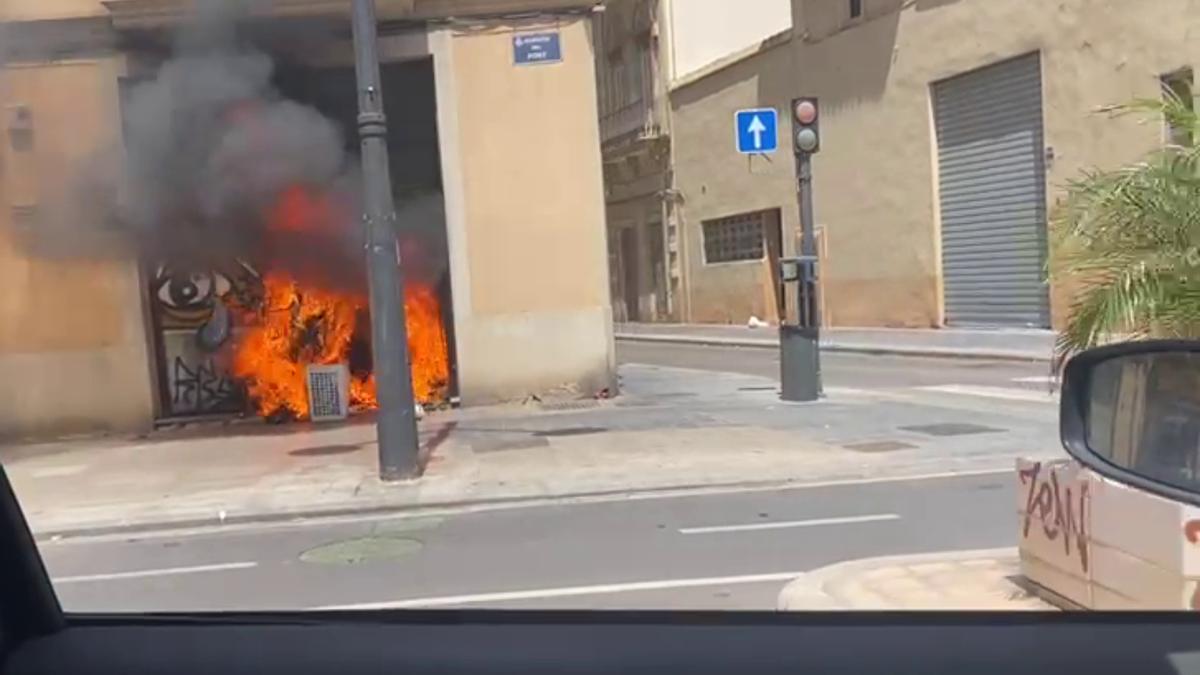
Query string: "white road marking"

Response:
xmin=823 ymin=386 xmax=877 ymax=398
xmin=915 ymin=384 xmax=1056 ymax=403
xmin=53 ymin=561 xmax=258 ymax=584
xmin=318 ymin=571 xmax=809 ymax=610
xmin=1012 ymin=376 xmax=1056 ymax=384
xmin=678 ymin=513 xmax=901 ymax=535
xmin=28 ymin=465 xmax=89 ymax=479
xmin=39 ymin=468 xmax=1018 ymax=545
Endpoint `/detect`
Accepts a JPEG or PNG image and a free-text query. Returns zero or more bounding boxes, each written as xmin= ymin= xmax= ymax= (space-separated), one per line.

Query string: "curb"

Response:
xmin=776 ymin=547 xmax=1019 ymax=610
xmin=29 ymin=474 xmax=869 ymax=541
xmin=614 ymin=333 xmax=1052 ymax=363
xmin=32 ymin=466 xmax=1018 ymax=542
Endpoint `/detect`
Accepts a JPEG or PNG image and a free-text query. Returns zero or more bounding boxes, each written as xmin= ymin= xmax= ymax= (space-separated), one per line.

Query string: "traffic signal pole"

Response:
xmin=351 ymin=0 xmax=421 ymax=480
xmin=796 ymin=151 xmax=820 ymax=328
xmin=779 ymin=98 xmax=823 ymax=402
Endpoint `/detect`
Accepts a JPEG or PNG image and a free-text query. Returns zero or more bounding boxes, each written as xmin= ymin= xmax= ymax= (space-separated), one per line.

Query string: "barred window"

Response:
xmin=1162 ymin=67 xmax=1194 ymax=147
xmin=702 ymin=211 xmax=766 ymax=264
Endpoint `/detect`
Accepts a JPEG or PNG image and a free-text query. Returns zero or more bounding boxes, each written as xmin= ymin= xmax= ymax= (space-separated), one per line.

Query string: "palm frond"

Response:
xmin=1049 ymin=92 xmax=1200 ymax=365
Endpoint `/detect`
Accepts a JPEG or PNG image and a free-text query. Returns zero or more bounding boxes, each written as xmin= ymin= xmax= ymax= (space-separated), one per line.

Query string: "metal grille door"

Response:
xmin=933 ymin=52 xmax=1049 ymax=327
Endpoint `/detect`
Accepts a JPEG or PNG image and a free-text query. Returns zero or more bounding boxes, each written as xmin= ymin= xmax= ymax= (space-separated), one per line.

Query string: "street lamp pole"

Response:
xmin=350 ymin=0 xmax=421 ymax=480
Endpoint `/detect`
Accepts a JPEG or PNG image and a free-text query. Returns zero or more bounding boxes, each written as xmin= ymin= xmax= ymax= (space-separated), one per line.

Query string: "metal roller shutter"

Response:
xmin=933 ymin=52 xmax=1050 ymax=327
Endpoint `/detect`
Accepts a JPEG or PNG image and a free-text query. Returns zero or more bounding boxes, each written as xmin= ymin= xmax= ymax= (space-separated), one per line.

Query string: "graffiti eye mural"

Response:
xmin=153 ymin=266 xmax=221 ymax=327
xmin=158 ymin=271 xmax=213 ymax=307
xmin=149 ymin=260 xmax=264 ymax=416
xmin=151 ymin=263 xmax=258 ymax=329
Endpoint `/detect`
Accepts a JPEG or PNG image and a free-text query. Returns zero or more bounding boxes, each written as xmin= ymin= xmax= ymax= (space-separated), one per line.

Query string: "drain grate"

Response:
xmin=470 ymin=436 xmax=551 ymax=453
xmin=539 ymin=400 xmax=601 ymax=412
xmin=614 ymin=399 xmax=658 ymax=408
xmin=900 ymin=423 xmax=1003 ymax=437
xmin=289 ymin=443 xmax=362 ymax=457
xmin=738 ymin=386 xmax=777 ymax=392
xmin=534 ymin=426 xmax=609 ymax=437
xmin=842 ymin=440 xmax=918 ymax=453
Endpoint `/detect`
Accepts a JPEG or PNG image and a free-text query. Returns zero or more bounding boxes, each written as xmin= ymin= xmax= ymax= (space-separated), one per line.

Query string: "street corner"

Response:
xmin=776 ymin=548 xmax=1054 ymax=611
xmin=775 ymin=575 xmax=841 ymax=610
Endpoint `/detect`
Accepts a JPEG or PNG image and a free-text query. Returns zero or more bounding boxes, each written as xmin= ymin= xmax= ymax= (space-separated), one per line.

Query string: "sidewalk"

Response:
xmin=1 ymin=363 xmax=1060 ymax=538
xmin=615 ymin=323 xmax=1056 ymax=362
xmin=777 ymin=549 xmax=1055 ymax=610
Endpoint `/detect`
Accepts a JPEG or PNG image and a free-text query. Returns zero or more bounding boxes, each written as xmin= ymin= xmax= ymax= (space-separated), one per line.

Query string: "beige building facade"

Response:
xmin=593 ymin=0 xmax=792 ymax=323
xmin=0 ymin=0 xmax=614 ymax=439
xmin=633 ymin=0 xmax=1200 ymax=328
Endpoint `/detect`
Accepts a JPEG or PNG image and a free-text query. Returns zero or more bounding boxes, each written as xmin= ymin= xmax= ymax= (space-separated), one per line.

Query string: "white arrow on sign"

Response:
xmin=747 ymin=115 xmax=767 ymax=149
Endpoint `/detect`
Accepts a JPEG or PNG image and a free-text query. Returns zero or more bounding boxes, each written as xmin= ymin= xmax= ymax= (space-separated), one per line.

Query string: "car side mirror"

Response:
xmin=1061 ymin=340 xmax=1200 ymax=505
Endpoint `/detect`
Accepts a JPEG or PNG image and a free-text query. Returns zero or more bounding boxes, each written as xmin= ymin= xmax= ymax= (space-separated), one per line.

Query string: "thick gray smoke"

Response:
xmin=38 ymin=1 xmax=365 ymax=288
xmin=120 ymin=50 xmax=347 ymax=250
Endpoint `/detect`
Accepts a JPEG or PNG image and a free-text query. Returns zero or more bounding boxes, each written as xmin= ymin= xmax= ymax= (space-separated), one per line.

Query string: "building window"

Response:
xmin=703 ymin=211 xmax=767 ymax=264
xmin=850 ymin=0 xmax=863 ymax=19
xmin=1162 ymin=67 xmax=1194 ymax=146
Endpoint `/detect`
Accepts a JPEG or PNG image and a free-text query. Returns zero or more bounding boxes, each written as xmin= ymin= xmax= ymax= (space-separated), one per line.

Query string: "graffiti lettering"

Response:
xmin=1019 ymin=461 xmax=1090 ymax=572
xmin=171 ymin=357 xmax=240 ymax=414
xmin=1185 ymin=519 xmax=1200 ymax=610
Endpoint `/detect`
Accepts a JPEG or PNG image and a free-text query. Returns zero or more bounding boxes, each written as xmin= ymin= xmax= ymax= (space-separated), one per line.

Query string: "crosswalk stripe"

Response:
xmin=914 ymin=384 xmax=1056 ymax=403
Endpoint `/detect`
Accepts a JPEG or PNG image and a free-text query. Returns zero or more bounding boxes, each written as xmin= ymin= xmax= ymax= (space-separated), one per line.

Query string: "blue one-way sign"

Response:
xmin=735 ymin=108 xmax=779 ymax=154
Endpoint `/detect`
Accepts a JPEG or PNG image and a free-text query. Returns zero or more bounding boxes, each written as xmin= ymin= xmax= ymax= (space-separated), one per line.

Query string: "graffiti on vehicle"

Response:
xmin=1185 ymin=520 xmax=1200 ymax=609
xmin=1019 ymin=461 xmax=1090 ymax=572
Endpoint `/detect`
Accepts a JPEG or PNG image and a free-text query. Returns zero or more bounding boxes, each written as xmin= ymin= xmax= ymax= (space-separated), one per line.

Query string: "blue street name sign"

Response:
xmin=513 ymin=32 xmax=563 ymax=66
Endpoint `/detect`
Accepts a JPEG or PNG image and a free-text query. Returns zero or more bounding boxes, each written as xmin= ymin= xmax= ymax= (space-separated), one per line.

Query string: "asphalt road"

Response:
xmin=43 ymin=471 xmax=1015 ymax=612
xmin=616 ymin=341 xmax=1053 ymax=391
xmin=37 ymin=346 xmax=1043 ymax=613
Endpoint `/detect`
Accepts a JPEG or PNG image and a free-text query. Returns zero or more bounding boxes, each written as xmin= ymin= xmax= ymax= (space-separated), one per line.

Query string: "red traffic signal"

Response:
xmin=792 ymin=97 xmax=819 ymax=154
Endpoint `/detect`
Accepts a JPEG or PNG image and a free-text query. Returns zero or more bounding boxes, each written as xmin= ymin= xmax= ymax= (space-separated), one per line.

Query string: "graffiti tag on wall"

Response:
xmin=150 ymin=260 xmax=262 ymax=416
xmin=1019 ymin=461 xmax=1090 ymax=573
xmin=169 ymin=356 xmax=239 ymax=414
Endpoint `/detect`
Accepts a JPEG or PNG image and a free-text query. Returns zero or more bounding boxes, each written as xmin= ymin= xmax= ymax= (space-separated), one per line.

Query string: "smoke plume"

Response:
xmin=36 ymin=1 xmax=365 ymax=289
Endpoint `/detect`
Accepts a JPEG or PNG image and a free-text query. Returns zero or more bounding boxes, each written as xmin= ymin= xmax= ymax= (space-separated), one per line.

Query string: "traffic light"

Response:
xmin=792 ymin=97 xmax=819 ymax=154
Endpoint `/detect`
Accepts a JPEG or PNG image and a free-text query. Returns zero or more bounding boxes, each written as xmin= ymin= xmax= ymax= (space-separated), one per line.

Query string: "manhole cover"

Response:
xmin=842 ymin=440 xmax=918 ymax=453
xmin=899 ymin=423 xmax=1003 ymax=437
xmin=300 ymin=536 xmax=423 ymax=565
xmin=289 ymin=443 xmax=363 ymax=457
xmin=534 ymin=426 xmax=609 ymax=437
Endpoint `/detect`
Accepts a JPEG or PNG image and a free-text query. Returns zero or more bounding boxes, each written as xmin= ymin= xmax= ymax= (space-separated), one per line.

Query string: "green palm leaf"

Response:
xmin=1049 ymin=92 xmax=1200 ymax=366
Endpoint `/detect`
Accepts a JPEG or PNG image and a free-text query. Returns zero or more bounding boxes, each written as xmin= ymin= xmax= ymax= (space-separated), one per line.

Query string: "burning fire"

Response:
xmin=230 ymin=185 xmax=450 ymax=421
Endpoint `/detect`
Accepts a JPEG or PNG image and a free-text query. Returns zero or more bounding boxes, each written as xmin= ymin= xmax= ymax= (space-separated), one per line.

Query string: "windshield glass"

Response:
xmin=0 ymin=0 xmax=1188 ymax=613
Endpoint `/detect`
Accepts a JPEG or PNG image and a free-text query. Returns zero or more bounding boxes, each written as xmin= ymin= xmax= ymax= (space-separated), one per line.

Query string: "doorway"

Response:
xmin=764 ymin=209 xmax=785 ymax=321
xmin=620 ymin=227 xmax=640 ymax=323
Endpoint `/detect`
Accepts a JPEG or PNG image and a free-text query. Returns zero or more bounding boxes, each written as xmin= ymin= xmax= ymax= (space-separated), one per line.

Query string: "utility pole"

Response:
xmin=779 ymin=97 xmax=823 ymax=402
xmin=351 ymin=0 xmax=421 ymax=480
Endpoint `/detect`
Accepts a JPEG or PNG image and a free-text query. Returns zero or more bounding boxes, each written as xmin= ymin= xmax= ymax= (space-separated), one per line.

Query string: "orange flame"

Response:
xmin=230 ymin=185 xmax=450 ymax=420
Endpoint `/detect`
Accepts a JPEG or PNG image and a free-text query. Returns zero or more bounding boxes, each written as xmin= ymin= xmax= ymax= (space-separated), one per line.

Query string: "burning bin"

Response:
xmin=306 ymin=364 xmax=350 ymax=422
